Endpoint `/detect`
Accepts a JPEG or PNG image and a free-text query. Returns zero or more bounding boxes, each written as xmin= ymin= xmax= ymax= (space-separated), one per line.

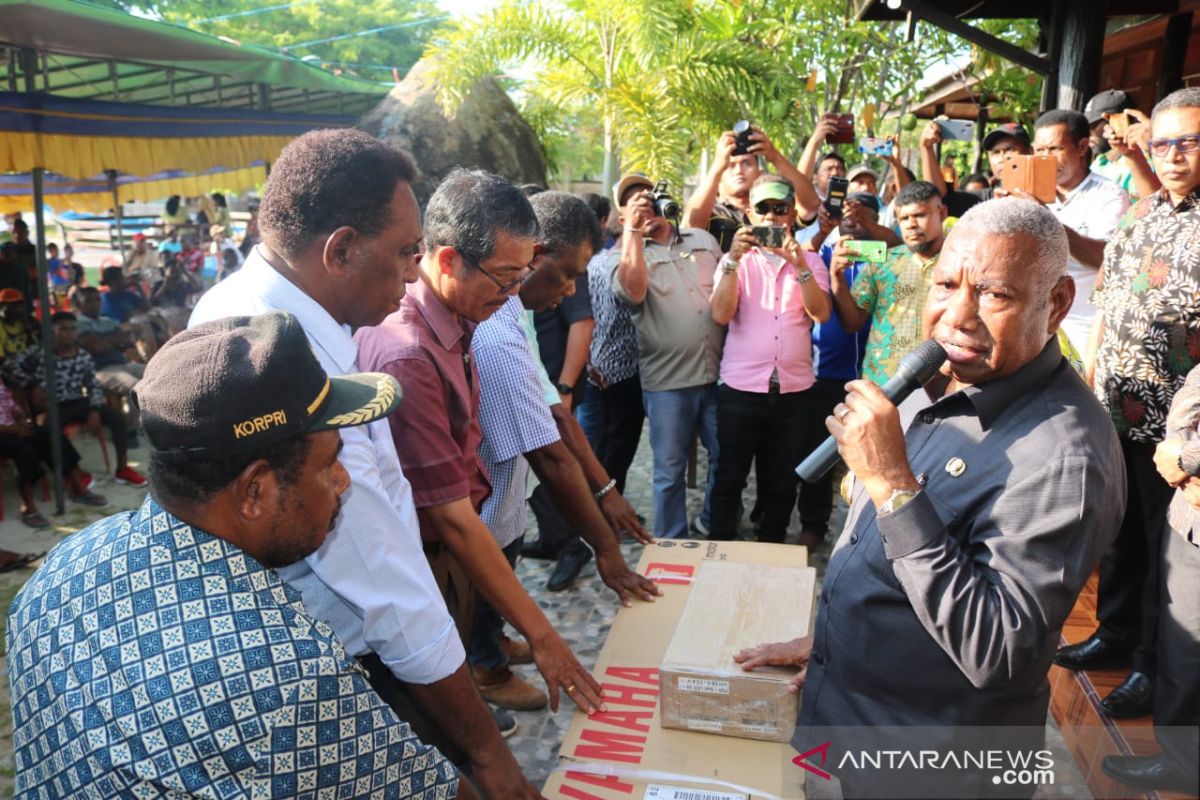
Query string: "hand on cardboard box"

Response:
xmin=599 ymin=488 xmax=653 ymax=544
xmin=733 ymin=636 xmax=812 ymax=694
xmin=597 ymin=548 xmax=661 ymax=607
xmin=532 ymin=631 xmax=607 ymax=715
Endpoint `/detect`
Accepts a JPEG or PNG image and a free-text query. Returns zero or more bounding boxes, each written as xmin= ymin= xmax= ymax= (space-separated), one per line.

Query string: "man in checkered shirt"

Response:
xmin=6 ymin=313 xmax=470 ymax=799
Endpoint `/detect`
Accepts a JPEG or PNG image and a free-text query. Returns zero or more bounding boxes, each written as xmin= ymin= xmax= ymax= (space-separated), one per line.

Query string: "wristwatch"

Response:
xmin=795 ymin=269 xmax=813 ymax=285
xmin=719 ymin=255 xmax=739 ymax=275
xmin=556 ymin=382 xmax=573 ymax=395
xmin=878 ymin=488 xmax=920 ymax=516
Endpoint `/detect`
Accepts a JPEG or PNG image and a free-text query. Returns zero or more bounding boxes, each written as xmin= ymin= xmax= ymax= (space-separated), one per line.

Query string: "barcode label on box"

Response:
xmin=685 ymin=718 xmax=724 ymax=732
xmin=678 ymin=677 xmax=729 ymax=694
xmin=741 ymin=722 xmax=777 ymax=733
xmin=644 ymin=784 xmax=747 ymax=800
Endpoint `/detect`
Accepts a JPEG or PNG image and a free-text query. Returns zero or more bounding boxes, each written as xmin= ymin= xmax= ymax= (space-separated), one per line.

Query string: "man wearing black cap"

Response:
xmin=1086 ymin=89 xmax=1141 ymax=198
xmin=920 ymin=119 xmax=1030 ymax=211
xmin=7 ymin=312 xmax=474 ymax=799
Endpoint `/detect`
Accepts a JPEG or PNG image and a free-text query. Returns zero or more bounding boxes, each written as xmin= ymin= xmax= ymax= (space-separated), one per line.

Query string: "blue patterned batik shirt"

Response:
xmin=7 ymin=496 xmax=459 ymax=799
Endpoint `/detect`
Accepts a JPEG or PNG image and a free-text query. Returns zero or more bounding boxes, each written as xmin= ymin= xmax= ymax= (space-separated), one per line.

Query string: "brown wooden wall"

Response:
xmin=1100 ymin=13 xmax=1200 ymax=112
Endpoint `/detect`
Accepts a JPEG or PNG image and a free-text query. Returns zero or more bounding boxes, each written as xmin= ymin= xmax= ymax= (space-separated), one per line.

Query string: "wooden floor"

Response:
xmin=1051 ymin=573 xmax=1196 ymax=800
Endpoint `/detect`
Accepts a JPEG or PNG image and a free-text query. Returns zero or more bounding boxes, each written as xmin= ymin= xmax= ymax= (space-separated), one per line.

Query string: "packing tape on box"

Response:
xmin=551 ymin=760 xmax=784 ymax=800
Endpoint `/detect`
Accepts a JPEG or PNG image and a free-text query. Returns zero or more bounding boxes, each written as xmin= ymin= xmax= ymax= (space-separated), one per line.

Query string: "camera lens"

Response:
xmin=733 ymin=120 xmax=751 ymax=134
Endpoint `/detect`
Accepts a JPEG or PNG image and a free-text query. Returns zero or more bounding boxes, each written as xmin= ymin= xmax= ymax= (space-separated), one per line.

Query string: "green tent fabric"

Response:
xmin=0 ymin=0 xmax=390 ymax=115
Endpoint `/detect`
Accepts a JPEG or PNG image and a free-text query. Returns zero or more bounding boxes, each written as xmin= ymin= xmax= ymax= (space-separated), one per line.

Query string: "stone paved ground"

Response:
xmin=0 ymin=429 xmax=1092 ymax=798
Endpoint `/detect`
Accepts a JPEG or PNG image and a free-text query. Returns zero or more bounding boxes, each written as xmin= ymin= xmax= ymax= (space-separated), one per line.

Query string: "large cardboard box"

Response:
xmin=543 ymin=540 xmax=811 ymax=800
xmin=659 ymin=560 xmax=816 ymax=742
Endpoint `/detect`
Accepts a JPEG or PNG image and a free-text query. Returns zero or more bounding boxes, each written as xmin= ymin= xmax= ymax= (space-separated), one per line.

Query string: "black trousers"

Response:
xmin=1153 ymin=526 xmax=1200 ymax=782
xmin=59 ymin=398 xmax=128 ymax=463
xmin=530 ymin=481 xmax=581 ymax=557
xmin=1097 ymin=437 xmax=1172 ymax=675
xmin=794 ymin=378 xmax=846 ymax=537
xmin=535 ymin=372 xmax=644 ymax=556
xmin=593 ymin=373 xmax=645 ymax=494
xmin=709 ymin=384 xmax=809 ymax=542
xmin=0 ymin=427 xmax=81 ymax=486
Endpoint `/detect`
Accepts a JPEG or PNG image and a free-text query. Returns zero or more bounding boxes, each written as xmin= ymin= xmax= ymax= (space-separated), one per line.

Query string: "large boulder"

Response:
xmin=358 ymin=59 xmax=548 ymax=203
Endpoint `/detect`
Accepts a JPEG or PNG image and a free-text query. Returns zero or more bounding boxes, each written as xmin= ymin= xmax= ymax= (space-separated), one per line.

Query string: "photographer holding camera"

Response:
xmin=708 ymin=175 xmax=830 ymax=544
xmin=685 ymin=123 xmax=819 ymax=253
xmin=611 ymin=173 xmax=724 ymax=539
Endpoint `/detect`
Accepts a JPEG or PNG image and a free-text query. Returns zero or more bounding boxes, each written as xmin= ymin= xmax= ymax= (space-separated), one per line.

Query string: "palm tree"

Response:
xmin=424 ymin=0 xmax=771 ymax=191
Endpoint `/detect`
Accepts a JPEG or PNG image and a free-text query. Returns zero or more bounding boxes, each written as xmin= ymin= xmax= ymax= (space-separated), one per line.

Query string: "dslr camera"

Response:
xmin=651 ymin=181 xmax=680 ymax=220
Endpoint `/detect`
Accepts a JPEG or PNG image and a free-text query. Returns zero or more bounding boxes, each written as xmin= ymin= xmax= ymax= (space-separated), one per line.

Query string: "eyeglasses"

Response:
xmin=754 ymin=201 xmax=792 ymax=216
xmin=1147 ymin=134 xmax=1200 ymax=158
xmin=469 ymin=257 xmax=533 ymax=295
xmin=988 ymin=145 xmax=1023 ymax=157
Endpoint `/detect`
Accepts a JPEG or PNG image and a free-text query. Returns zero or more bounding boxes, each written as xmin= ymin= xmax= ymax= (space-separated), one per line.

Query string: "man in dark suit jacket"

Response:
xmin=737 ymin=198 xmax=1126 ymax=799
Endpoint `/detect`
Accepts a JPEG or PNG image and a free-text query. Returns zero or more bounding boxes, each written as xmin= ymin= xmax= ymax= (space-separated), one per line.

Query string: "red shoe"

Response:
xmin=114 ymin=466 xmax=147 ymax=487
xmin=80 ymin=471 xmax=93 ymax=491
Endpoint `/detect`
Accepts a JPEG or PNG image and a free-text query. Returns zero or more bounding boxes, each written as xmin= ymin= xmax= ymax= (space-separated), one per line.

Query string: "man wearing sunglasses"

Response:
xmin=1057 ymin=88 xmax=1200 ymax=737
xmin=356 ymin=169 xmax=607 ymax=727
xmin=708 ymin=175 xmax=830 ymax=545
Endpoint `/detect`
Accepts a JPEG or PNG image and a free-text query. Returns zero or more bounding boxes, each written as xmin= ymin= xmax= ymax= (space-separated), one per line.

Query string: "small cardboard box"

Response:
xmin=543 ymin=540 xmax=810 ymax=800
xmin=659 ymin=560 xmax=816 ymax=742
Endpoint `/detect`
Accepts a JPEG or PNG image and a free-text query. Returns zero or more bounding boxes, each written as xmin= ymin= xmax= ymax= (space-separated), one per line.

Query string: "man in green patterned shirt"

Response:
xmin=829 ymin=181 xmax=948 ymax=384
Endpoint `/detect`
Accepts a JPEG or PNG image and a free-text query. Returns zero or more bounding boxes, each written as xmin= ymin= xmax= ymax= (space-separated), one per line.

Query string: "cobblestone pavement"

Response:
xmin=0 ymin=430 xmax=1093 ymax=798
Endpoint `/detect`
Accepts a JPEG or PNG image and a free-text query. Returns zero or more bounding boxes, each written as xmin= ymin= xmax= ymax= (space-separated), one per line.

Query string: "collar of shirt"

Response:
xmin=408 ymin=274 xmax=472 ymax=353
xmin=1151 ymin=185 xmax=1200 ymax=215
xmin=134 ymin=494 xmax=294 ymax=603
xmin=921 ymin=338 xmax=1064 ymax=431
xmin=238 ymin=246 xmax=359 ymax=374
xmin=1051 ymin=171 xmax=1100 ymax=209
xmin=747 ymin=247 xmax=789 ymax=273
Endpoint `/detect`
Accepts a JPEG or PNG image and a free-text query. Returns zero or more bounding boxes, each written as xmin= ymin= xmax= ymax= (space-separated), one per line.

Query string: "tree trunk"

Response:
xmin=602 ymin=115 xmax=616 ymax=194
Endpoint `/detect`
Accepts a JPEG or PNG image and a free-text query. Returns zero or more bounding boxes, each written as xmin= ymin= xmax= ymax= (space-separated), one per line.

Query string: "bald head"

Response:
xmin=954 ymin=198 xmax=1068 ymax=293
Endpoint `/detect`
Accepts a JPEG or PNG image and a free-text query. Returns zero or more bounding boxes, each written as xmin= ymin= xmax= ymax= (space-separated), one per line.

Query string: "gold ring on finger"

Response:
xmin=565 ymin=684 xmax=576 ymax=693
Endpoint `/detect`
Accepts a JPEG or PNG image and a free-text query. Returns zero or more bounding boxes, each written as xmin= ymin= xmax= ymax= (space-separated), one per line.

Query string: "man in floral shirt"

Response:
xmin=1056 ymin=88 xmax=1200 ymax=720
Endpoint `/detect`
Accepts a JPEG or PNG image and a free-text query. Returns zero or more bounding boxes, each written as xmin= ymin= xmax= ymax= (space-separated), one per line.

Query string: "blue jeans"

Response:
xmin=642 ymin=383 xmax=719 ymax=539
xmin=576 ymin=382 xmax=601 ymax=453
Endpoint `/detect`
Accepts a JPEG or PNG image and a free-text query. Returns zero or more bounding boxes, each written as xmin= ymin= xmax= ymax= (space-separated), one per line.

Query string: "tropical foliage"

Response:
xmin=426 ymin=0 xmax=1046 ymax=188
xmin=90 ymin=0 xmax=440 ymax=80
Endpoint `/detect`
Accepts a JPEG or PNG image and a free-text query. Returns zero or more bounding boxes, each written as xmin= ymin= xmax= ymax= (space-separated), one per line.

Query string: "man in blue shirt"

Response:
xmin=99 ymin=266 xmax=148 ymax=323
xmin=793 ymin=197 xmax=874 ymax=547
xmin=7 ymin=312 xmax=471 ymax=798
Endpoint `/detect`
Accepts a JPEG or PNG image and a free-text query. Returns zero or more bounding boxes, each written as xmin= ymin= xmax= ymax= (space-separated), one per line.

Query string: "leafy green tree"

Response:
xmin=95 ymin=0 xmax=440 ymax=80
xmin=424 ymin=0 xmax=980 ymax=188
xmin=425 ymin=0 xmax=773 ymax=191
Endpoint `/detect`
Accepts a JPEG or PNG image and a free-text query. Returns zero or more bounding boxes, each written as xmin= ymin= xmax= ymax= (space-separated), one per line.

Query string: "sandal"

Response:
xmin=21 ymin=510 xmax=51 ymax=529
xmin=0 ymin=551 xmax=45 ymax=573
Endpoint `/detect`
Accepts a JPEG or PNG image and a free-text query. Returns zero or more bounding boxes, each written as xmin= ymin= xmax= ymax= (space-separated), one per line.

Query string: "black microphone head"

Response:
xmin=895 ymin=340 xmax=948 ymax=385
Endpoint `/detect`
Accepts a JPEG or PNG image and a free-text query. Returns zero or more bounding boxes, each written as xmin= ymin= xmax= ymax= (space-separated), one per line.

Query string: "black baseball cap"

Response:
xmin=982 ymin=123 xmax=1031 ymax=151
xmin=1084 ymin=89 xmax=1134 ymax=124
xmin=133 ymin=311 xmax=401 ymax=455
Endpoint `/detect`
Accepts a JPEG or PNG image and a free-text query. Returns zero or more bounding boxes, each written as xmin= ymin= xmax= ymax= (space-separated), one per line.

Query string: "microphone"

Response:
xmin=796 ymin=340 xmax=948 ymax=483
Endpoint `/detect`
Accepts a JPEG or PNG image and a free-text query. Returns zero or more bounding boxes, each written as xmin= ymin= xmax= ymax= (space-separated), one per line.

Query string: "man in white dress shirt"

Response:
xmin=1000 ymin=109 xmax=1130 ymax=352
xmin=191 ymin=129 xmax=540 ymax=798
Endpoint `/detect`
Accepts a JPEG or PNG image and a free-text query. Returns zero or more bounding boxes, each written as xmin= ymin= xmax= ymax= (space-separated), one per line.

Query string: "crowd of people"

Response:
xmin=0 ymin=192 xmax=263 ymax=534
xmin=1 ymin=83 xmax=1198 ymax=799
